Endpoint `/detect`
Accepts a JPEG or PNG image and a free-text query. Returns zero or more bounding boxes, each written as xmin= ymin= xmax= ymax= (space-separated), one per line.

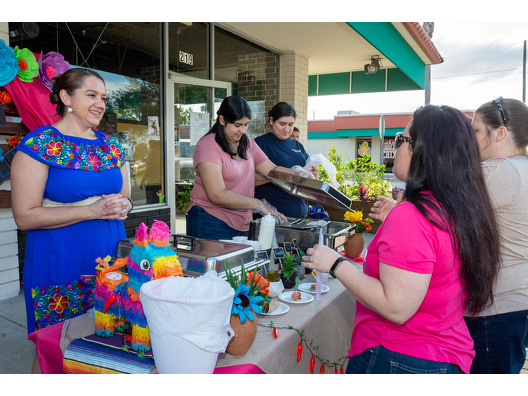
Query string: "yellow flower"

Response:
xmin=344 ymin=210 xmax=362 ymax=223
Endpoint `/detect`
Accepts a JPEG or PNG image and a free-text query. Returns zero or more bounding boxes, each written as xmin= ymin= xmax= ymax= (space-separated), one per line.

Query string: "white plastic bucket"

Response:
xmin=140 ymin=271 xmax=235 ymax=374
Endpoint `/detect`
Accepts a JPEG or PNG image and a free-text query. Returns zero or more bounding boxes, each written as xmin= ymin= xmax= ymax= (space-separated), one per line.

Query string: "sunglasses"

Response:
xmin=395 ymin=132 xmax=414 ymax=149
xmin=493 ymin=96 xmax=507 ymax=125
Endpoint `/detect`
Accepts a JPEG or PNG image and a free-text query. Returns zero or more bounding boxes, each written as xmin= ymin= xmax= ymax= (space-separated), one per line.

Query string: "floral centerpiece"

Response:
xmin=344 ymin=210 xmax=373 ymax=234
xmin=224 ymin=263 xmax=270 ymax=324
xmin=342 ymin=210 xmax=373 ymax=258
xmin=224 ymin=263 xmax=270 ymax=355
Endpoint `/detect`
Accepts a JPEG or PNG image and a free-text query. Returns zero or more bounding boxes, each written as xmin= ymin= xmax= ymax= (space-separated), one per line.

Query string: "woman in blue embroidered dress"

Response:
xmin=11 ymin=68 xmax=131 ymax=347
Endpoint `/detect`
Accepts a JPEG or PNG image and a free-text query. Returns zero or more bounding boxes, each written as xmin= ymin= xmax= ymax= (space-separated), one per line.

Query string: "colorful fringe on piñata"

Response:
xmin=93 ymin=220 xmax=183 ymax=353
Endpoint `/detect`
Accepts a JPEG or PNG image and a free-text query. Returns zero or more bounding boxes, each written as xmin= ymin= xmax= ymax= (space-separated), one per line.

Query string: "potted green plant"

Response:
xmin=280 ymin=253 xmax=301 ymax=289
xmin=317 ymin=146 xmax=392 ymax=233
xmin=175 ymin=180 xmax=194 ymax=213
xmin=265 ymin=270 xmax=284 ymax=297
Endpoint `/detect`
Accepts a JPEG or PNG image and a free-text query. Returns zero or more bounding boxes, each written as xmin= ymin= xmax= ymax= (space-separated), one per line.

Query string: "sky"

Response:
xmin=308 ymin=21 xmax=528 ymax=119
xmin=5 ymin=2 xmax=527 ymax=119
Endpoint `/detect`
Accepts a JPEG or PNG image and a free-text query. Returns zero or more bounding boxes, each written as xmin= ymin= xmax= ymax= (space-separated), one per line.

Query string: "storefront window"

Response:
xmin=383 ymin=137 xmax=396 ymax=172
xmin=8 ymin=22 xmax=163 ymax=206
xmin=214 ymin=26 xmax=279 ymax=137
xmin=168 ymin=23 xmax=208 ymax=79
xmin=357 ymin=138 xmax=372 ymax=158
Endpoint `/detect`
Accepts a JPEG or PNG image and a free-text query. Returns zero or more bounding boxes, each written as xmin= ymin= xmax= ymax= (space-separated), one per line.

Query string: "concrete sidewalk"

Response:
xmin=0 ymin=288 xmax=35 ymax=373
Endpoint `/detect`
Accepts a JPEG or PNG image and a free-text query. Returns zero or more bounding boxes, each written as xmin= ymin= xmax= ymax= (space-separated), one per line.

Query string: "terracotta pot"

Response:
xmin=226 ymin=311 xmax=257 ymax=355
xmin=343 ymin=233 xmax=365 ymax=258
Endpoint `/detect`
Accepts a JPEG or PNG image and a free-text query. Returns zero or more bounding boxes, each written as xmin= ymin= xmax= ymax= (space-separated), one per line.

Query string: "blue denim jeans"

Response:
xmin=464 ymin=309 xmax=528 ymax=374
xmin=346 ymin=345 xmax=464 ymax=374
xmin=186 ymin=206 xmax=248 ymax=241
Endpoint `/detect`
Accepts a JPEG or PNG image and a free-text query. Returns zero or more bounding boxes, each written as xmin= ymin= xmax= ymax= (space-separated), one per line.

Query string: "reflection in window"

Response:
xmin=8 ymin=22 xmax=164 ymax=207
xmin=214 ymin=26 xmax=279 ymax=137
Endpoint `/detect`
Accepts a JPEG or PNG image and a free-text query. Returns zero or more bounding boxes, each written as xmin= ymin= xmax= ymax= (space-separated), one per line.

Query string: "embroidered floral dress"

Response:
xmin=15 ymin=125 xmax=127 ymax=334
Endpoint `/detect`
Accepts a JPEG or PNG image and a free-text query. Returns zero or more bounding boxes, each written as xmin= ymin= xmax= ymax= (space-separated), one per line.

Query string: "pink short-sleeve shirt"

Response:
xmin=187 ymin=133 xmax=268 ymax=231
xmin=349 ymin=200 xmax=475 ymax=373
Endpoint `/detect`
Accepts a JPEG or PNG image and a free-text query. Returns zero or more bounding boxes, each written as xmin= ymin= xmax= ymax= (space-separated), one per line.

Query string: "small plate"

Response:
xmin=258 ymin=301 xmax=290 ymax=316
xmin=298 ymin=283 xmax=330 ymax=294
xmin=278 ymin=291 xmax=314 ymax=304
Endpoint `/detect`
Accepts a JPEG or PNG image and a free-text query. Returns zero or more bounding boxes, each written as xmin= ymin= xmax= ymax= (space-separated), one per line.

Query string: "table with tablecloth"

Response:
xmin=29 ymin=267 xmax=359 ymax=374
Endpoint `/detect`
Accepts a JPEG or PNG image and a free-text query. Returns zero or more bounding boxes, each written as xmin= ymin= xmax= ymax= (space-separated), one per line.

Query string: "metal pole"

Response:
xmin=379 ymin=115 xmax=385 ymax=167
xmin=425 ymin=65 xmax=431 ymax=105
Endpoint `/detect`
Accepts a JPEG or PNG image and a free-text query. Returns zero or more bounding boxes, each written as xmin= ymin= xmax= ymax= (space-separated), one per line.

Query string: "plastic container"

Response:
xmin=258 ymin=214 xmax=276 ymax=250
xmin=140 ymin=271 xmax=235 ymax=374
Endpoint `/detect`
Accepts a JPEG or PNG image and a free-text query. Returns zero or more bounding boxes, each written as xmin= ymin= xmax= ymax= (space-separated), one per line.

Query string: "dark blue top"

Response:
xmin=254 ymin=132 xmax=309 ymax=218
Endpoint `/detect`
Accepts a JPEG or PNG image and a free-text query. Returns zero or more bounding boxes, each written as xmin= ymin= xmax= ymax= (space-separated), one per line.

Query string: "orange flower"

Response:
xmin=246 ymin=271 xmax=269 ymax=295
xmin=0 ymin=91 xmax=12 ymax=105
xmin=8 ymin=134 xmax=22 ymax=148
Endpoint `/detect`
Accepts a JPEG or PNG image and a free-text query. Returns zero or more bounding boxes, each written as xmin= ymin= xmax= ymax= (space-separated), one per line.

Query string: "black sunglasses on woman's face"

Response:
xmin=395 ymin=132 xmax=414 ymax=149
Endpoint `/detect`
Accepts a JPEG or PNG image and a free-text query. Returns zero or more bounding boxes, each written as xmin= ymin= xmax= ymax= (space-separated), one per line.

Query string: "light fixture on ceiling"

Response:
xmin=364 ymin=55 xmax=382 ymax=75
xmin=9 ymin=23 xmax=40 ymax=40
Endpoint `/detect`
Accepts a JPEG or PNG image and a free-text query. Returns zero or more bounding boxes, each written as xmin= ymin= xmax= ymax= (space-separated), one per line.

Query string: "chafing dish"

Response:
xmin=252 ymin=218 xmax=351 ymax=251
xmin=265 ymin=169 xmax=351 ymax=211
xmin=116 ymin=234 xmax=268 ymax=280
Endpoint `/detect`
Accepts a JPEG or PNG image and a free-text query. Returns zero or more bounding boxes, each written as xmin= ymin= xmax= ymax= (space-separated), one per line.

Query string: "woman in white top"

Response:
xmin=465 ymin=97 xmax=528 ymax=373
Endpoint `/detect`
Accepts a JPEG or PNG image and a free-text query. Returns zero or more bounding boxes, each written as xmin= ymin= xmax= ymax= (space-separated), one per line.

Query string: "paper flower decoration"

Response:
xmin=39 ymin=51 xmax=70 ymax=90
xmin=0 ymin=39 xmax=19 ymax=86
xmin=13 ymin=46 xmax=39 ymax=82
xmin=8 ymin=134 xmax=22 ymax=149
xmin=0 ymin=90 xmax=12 ymax=105
xmin=224 ymin=263 xmax=270 ymax=324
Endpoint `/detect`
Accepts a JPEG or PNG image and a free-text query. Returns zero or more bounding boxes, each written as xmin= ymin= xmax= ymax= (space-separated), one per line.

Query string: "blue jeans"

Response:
xmin=186 ymin=206 xmax=248 ymax=241
xmin=346 ymin=345 xmax=464 ymax=374
xmin=464 ymin=309 xmax=528 ymax=374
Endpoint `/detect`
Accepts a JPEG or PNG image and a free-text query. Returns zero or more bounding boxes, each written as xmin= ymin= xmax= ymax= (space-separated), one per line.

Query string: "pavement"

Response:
xmin=1 ymin=230 xmax=527 ymax=374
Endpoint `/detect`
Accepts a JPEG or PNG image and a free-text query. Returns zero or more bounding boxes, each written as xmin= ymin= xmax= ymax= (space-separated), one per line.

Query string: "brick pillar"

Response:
xmin=279 ymin=51 xmax=309 ymax=146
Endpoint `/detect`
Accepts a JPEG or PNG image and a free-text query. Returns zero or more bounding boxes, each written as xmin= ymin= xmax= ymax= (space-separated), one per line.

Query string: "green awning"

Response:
xmin=308 ymin=22 xmax=426 ymax=96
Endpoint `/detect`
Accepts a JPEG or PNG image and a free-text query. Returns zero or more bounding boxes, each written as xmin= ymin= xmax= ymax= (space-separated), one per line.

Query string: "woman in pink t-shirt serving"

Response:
xmin=302 ymin=105 xmax=501 ymax=374
xmin=186 ymin=96 xmax=290 ymax=241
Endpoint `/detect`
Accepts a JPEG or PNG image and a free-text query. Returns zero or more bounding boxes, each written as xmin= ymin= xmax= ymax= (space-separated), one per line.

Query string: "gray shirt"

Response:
xmin=479 ymin=156 xmax=528 ymax=316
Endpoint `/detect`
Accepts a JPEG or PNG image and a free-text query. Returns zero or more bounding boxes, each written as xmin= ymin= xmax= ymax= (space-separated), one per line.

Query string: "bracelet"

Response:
xmin=124 ymin=196 xmax=134 ymax=213
xmin=329 ymin=256 xmax=346 ymax=278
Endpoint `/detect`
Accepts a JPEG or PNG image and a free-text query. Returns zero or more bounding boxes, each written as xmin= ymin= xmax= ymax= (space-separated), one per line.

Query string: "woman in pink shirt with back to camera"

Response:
xmin=302 ymin=105 xmax=501 ymax=374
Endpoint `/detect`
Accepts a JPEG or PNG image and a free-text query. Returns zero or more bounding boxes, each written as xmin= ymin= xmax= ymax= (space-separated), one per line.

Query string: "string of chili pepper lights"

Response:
xmin=258 ymin=321 xmax=348 ymax=374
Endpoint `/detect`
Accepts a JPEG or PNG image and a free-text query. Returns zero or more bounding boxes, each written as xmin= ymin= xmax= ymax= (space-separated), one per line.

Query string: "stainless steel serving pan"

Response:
xmin=116 ymin=236 xmax=267 ymax=279
xmin=265 ymin=169 xmax=352 ymax=211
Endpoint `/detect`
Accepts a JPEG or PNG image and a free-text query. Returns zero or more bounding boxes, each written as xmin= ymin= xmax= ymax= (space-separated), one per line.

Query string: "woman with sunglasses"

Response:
xmin=301 ymin=105 xmax=500 ymax=374
xmin=464 ymin=97 xmax=528 ymax=374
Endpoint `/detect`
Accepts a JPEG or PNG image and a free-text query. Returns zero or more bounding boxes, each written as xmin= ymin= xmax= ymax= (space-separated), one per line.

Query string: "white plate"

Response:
xmin=278 ymin=291 xmax=314 ymax=304
xmin=298 ymin=283 xmax=330 ymax=294
xmin=258 ymin=301 xmax=290 ymax=316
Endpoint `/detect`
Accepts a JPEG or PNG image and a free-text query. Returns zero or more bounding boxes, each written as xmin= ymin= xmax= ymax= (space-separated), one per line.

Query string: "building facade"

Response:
xmin=0 ymin=22 xmax=442 ymax=300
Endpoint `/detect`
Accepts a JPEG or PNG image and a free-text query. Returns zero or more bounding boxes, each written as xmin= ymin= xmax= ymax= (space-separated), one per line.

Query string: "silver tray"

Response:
xmin=266 ymin=169 xmax=351 ymax=211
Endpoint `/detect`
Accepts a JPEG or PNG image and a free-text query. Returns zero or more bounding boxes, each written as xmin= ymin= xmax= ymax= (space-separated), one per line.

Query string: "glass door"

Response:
xmin=168 ymin=74 xmax=231 ymax=233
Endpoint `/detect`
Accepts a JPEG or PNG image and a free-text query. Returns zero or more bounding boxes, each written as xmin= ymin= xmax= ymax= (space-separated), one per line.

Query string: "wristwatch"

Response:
xmin=329 ymin=256 xmax=346 ymax=278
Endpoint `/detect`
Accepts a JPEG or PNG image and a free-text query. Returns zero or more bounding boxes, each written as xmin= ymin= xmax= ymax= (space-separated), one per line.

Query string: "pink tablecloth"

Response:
xmin=28 ymin=322 xmax=263 ymax=374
